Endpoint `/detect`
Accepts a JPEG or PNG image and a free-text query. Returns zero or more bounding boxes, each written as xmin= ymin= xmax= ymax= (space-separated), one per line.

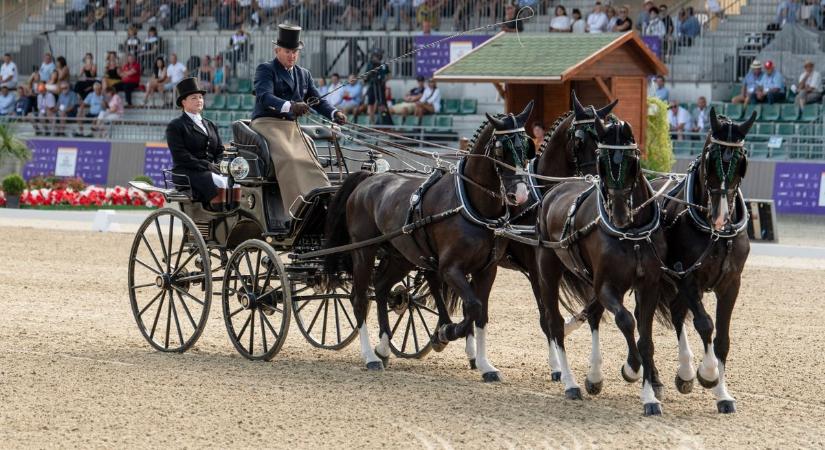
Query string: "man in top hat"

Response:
xmin=251 ymin=24 xmax=347 ymax=217
xmin=166 ymin=77 xmax=227 ymax=208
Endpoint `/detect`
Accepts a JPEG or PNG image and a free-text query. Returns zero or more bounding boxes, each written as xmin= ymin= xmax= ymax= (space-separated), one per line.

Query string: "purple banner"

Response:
xmin=773 ymin=162 xmax=825 ymax=214
xmin=641 ymin=36 xmax=662 ymax=59
xmin=22 ymin=139 xmax=111 ymax=185
xmin=414 ymin=34 xmax=492 ymax=79
xmin=143 ymin=143 xmax=173 ymax=187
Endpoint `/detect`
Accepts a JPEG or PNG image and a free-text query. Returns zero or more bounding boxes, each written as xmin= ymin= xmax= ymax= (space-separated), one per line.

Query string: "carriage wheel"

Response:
xmin=222 ymin=239 xmax=291 ymax=361
xmin=386 ymin=270 xmax=440 ymax=359
xmin=291 ymin=280 xmax=359 ymax=350
xmin=128 ymin=208 xmax=212 ymax=353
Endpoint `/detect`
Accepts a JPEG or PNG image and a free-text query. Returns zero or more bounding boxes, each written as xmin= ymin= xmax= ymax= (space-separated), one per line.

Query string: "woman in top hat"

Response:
xmin=165 ymin=77 xmax=227 ymax=208
xmin=251 ymin=24 xmax=347 ymax=219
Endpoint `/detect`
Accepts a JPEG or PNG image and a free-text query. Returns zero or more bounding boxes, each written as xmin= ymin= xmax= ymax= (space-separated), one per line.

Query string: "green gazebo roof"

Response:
xmin=434 ymin=32 xmax=665 ymax=82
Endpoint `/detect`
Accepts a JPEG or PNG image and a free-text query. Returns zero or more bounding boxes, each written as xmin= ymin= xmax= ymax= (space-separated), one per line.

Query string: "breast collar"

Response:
xmin=684 ymin=159 xmax=749 ymax=237
xmin=596 ymin=176 xmax=663 ymax=241
xmin=454 ymin=158 xmax=511 ymax=229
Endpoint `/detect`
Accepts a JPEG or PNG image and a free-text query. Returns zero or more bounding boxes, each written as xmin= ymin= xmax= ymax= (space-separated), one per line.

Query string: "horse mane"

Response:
xmin=466 ymin=114 xmax=507 ymax=154
xmin=538 ymin=110 xmax=574 ymax=155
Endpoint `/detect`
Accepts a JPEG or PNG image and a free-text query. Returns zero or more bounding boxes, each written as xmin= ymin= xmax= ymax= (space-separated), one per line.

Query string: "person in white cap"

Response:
xmin=795 ymin=60 xmax=821 ymax=108
xmin=732 ymin=59 xmax=764 ymax=104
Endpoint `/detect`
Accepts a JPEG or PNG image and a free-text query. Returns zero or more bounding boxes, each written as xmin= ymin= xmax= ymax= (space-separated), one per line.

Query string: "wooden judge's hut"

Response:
xmin=434 ymin=32 xmax=668 ymax=151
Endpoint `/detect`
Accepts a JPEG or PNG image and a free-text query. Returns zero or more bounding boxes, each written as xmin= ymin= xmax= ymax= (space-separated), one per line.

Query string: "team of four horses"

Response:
xmin=320 ymin=92 xmax=754 ymax=417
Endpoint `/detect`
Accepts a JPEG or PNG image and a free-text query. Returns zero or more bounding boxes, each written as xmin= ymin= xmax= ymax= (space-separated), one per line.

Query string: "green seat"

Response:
xmin=232 ymin=111 xmax=248 ymax=122
xmin=749 ymin=142 xmax=769 ymax=158
xmin=211 ymin=94 xmax=227 ymax=110
xmin=402 ymin=115 xmax=420 ymax=131
xmin=779 ymin=103 xmax=799 ymax=121
xmin=443 ymin=99 xmax=461 ymax=115
xmin=241 ymin=95 xmax=255 ymax=111
xmin=435 ymin=115 xmax=453 ymax=129
xmin=227 ymin=78 xmax=240 ymax=93
xmin=753 ymin=122 xmax=774 ymax=141
xmin=226 ymin=94 xmax=242 ymax=110
xmin=723 ymin=103 xmax=743 ymax=120
xmin=460 ymin=98 xmax=478 ymax=114
xmin=769 ymin=146 xmax=788 ymax=159
xmin=217 ymin=111 xmax=233 ymax=125
xmin=743 ymin=104 xmax=761 ymax=121
xmin=760 ymin=104 xmax=780 ymax=121
xmin=421 ymin=115 xmax=436 ymax=131
xmin=800 ymin=103 xmax=820 ymax=121
xmin=392 ymin=115 xmax=404 ymax=126
xmin=672 ymin=140 xmax=692 ymax=156
xmin=237 ymin=79 xmax=253 ymax=94
xmin=776 ymin=123 xmax=796 ymax=136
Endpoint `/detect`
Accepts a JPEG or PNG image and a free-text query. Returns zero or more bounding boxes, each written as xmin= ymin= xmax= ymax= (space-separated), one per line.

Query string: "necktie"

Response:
xmin=291 ymin=68 xmax=297 ymax=89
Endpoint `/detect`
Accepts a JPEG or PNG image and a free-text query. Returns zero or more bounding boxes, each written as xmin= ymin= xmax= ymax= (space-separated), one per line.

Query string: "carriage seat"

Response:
xmin=232 ymin=120 xmax=275 ymax=178
xmin=299 ymin=125 xmax=337 ymax=141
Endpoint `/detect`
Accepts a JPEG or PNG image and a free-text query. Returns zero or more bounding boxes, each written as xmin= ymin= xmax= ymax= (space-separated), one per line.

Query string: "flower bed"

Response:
xmin=0 ymin=185 xmax=165 ymax=208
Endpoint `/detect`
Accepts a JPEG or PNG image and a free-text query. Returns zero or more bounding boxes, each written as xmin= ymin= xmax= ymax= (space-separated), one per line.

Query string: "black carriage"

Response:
xmin=127 ymin=121 xmax=441 ymax=360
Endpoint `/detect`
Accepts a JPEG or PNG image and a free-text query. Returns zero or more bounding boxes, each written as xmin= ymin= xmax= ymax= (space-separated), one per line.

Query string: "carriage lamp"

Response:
xmin=361 ymin=153 xmax=390 ymax=173
xmin=220 ymin=156 xmax=250 ymax=180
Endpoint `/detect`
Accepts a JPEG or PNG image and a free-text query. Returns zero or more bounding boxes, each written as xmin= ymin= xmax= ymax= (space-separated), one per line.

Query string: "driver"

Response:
xmin=251 ymin=24 xmax=347 ymax=216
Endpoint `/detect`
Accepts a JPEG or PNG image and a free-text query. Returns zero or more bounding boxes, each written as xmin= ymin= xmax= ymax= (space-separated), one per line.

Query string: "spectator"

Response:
xmin=26 ymin=72 xmax=42 ymax=101
xmin=732 ymin=60 xmax=763 ymax=104
xmin=124 ymin=26 xmax=141 ymax=56
xmin=45 ymin=71 xmax=60 ymax=95
xmin=165 ymin=53 xmax=188 ymax=95
xmin=416 ymin=0 xmax=441 ymax=32
xmin=258 ymin=0 xmax=289 ymax=26
xmin=652 ymin=75 xmax=669 ymax=101
xmin=74 ymin=53 xmax=98 ymax=98
xmin=143 ymin=57 xmax=168 ymax=107
xmin=196 ymin=55 xmax=214 ymax=92
xmin=116 ymin=53 xmax=141 ymax=107
xmin=795 ymin=60 xmax=822 ymax=108
xmin=169 ymin=0 xmax=193 ymax=28
xmin=586 ymin=2 xmax=608 ymax=32
xmin=132 ymin=0 xmax=156 ymax=26
xmin=67 ymin=0 xmax=90 ymax=30
xmin=216 ymin=0 xmax=234 ymax=29
xmin=453 ymin=0 xmax=472 ymax=31
xmin=325 ymin=72 xmax=345 ymax=107
xmin=339 ymin=74 xmax=363 ymax=115
xmin=0 ymin=86 xmax=14 ymax=116
xmin=95 ymin=86 xmax=124 ymax=136
xmin=679 ymin=7 xmax=701 ymax=46
xmin=56 ymin=81 xmax=80 ymax=136
xmin=532 ymin=121 xmax=546 ymax=151
xmin=571 ymin=9 xmax=586 ymax=32
xmin=644 ymin=7 xmax=667 ymax=37
xmin=612 ymin=5 xmax=633 ymax=31
xmin=606 ymin=6 xmax=618 ymax=30
xmin=414 ymin=78 xmax=441 ymax=119
xmin=39 ymin=53 xmax=56 ymax=82
xmin=660 ymin=4 xmax=675 ymax=37
xmin=691 ymin=96 xmax=710 ymax=133
xmin=751 ymin=60 xmax=785 ymax=104
xmin=707 ymin=0 xmax=724 ymax=29
xmin=35 ymin=82 xmax=57 ymax=135
xmin=667 ymin=100 xmax=691 ymax=140
xmin=775 ymin=0 xmax=801 ymax=25
xmin=103 ymin=52 xmax=121 ymax=90
xmin=317 ymin=77 xmax=329 ymax=97
xmin=549 ymin=5 xmax=574 ymax=32
xmin=55 ymin=56 xmax=70 ymax=84
xmin=77 ymin=81 xmax=104 ymax=137
xmin=12 ymin=86 xmax=32 ymax=118
xmin=139 ymin=26 xmax=162 ymax=73
xmin=391 ymin=76 xmax=426 ymax=116
xmin=0 ymin=53 xmax=18 ymax=89
xmin=637 ymin=0 xmax=654 ymax=31
xmin=383 ymin=0 xmax=414 ymax=30
xmin=212 ymin=54 xmax=229 ymax=93
xmin=228 ymin=27 xmax=250 ymax=73
xmin=502 ymin=3 xmax=525 ymax=32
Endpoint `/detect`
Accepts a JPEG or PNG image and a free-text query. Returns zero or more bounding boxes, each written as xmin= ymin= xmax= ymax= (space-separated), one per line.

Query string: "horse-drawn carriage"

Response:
xmin=127 ymin=119 xmax=441 ymax=361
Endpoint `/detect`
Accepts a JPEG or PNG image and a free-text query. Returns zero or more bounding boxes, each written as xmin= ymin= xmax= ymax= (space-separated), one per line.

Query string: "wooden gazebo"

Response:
xmin=434 ymin=32 xmax=667 ymax=149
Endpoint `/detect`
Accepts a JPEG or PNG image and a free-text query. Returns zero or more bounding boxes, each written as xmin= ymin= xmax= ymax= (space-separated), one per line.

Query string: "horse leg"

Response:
xmin=351 ymin=247 xmax=382 ymax=371
xmin=470 ymin=266 xmax=501 ymax=382
xmin=537 ymin=249 xmax=581 ymax=399
xmin=373 ymin=260 xmax=411 ymax=369
xmin=598 ymin=284 xmax=642 ymax=385
xmin=712 ymin=276 xmax=741 ymax=414
xmin=423 ymin=272 xmax=452 ymax=352
xmin=670 ymin=287 xmax=696 ymax=395
xmin=584 ymin=302 xmax=606 ymax=395
xmin=465 ymin=324 xmax=477 ymax=370
xmin=522 ymin=258 xmax=562 ymax=381
xmin=636 ymin=283 xmax=664 ymax=416
xmin=681 ymin=281 xmax=719 ymax=390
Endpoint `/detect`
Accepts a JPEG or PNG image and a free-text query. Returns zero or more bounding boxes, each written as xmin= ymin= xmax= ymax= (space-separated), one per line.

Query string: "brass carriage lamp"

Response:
xmin=219 ymin=150 xmax=251 ymax=180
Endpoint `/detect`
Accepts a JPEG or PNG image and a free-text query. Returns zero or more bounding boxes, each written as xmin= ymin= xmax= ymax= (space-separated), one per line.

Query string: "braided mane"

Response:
xmin=538 ymin=110 xmax=574 ymax=154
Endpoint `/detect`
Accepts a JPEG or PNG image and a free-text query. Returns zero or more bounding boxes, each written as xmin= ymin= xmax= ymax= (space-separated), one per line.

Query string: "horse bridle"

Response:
xmin=567 ymin=117 xmax=601 ymax=176
xmin=701 ymin=135 xmax=747 ymax=222
xmin=596 ymin=140 xmax=641 ymax=223
xmin=477 ymin=115 xmax=531 ymax=206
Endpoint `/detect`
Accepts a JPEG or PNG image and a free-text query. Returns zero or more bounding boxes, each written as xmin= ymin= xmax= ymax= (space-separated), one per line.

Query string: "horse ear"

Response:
xmin=486 ymin=112 xmax=506 ymax=129
xmin=621 ymin=121 xmax=635 ymax=142
xmin=738 ymin=110 xmax=757 ymax=136
xmin=596 ymin=98 xmax=619 ymax=119
xmin=593 ymin=108 xmax=607 ymax=138
xmin=710 ymin=106 xmax=721 ymax=134
xmin=571 ymin=90 xmax=585 ymax=117
xmin=515 ymin=100 xmax=535 ymax=126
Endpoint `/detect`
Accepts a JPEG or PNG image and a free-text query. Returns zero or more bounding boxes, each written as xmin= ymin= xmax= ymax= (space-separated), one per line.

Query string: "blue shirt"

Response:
xmin=84 ymin=91 xmax=104 ymax=116
xmin=743 ymin=70 xmax=762 ymax=94
xmin=760 ymin=70 xmax=785 ymax=91
xmin=58 ymin=90 xmax=79 ymax=111
xmin=0 ymin=92 xmax=15 ymax=115
xmin=341 ymin=82 xmax=363 ymax=105
xmin=653 ymin=86 xmax=670 ymax=101
xmin=39 ymin=61 xmax=56 ymax=82
xmin=680 ymin=16 xmax=701 ymax=38
xmin=13 ymin=96 xmax=31 ymax=116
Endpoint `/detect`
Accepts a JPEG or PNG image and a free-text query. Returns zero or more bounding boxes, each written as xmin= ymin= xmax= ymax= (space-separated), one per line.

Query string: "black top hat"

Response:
xmin=272 ymin=24 xmax=304 ymax=50
xmin=175 ymin=77 xmax=207 ymax=107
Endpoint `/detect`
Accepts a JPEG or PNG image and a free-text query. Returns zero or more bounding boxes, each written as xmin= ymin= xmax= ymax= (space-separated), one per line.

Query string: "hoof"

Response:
xmin=652 ymin=381 xmax=664 ymax=401
xmin=374 ymin=347 xmax=389 ymax=369
xmin=431 ymin=330 xmax=448 ymax=352
xmin=674 ymin=374 xmax=694 ymax=394
xmin=696 ymin=368 xmax=719 ymax=389
xmin=565 ymin=387 xmax=583 ymax=400
xmin=717 ymin=400 xmax=737 ymax=414
xmin=550 ymin=371 xmax=562 ymax=382
xmin=469 ymin=358 xmax=477 ymax=370
xmin=585 ymin=378 xmax=603 ymax=395
xmin=366 ymin=361 xmax=384 ymax=372
xmin=621 ymin=365 xmax=641 ymax=383
xmin=482 ymin=371 xmax=502 ymax=383
xmin=643 ymin=403 xmax=662 ymax=416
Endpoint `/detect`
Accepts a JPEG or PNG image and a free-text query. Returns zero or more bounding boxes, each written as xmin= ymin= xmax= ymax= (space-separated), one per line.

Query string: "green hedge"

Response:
xmin=644 ymin=97 xmax=675 ymax=174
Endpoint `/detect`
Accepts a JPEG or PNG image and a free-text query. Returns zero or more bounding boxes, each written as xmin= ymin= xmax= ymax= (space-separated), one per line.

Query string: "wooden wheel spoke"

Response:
xmin=164 ymin=290 xmax=173 ymax=349
xmin=172 ymin=227 xmax=186 ymax=272
xmin=248 ymin=310 xmax=255 ymax=354
xmin=149 ymin=290 xmax=167 ymax=339
xmin=140 ymin=235 xmax=165 ymax=273
xmin=171 ymin=251 xmax=199 ymax=277
xmin=305 ymin=300 xmax=325 ymax=335
xmin=229 ymin=306 xmax=245 ymax=318
xmin=166 ymin=216 xmax=175 ymax=272
xmin=321 ymin=298 xmax=330 ymax=345
xmin=169 ymin=289 xmax=185 ymax=347
xmin=176 ymin=291 xmax=198 ymax=329
xmin=252 ymin=250 xmax=263 ymax=292
xmin=261 ymin=311 xmax=280 ymax=340
xmin=336 ymin=298 xmax=356 ymax=331
xmin=259 ymin=310 xmax=268 ymax=354
xmin=171 ymin=285 xmax=205 ymax=306
xmin=333 ymin=297 xmax=341 ymax=344
xmin=391 ymin=306 xmax=407 ymax=336
xmin=400 ymin=311 xmax=412 ymax=352
xmin=410 ymin=308 xmax=420 ymax=352
xmin=139 ymin=290 xmax=164 ymax=317
xmin=174 ymin=273 xmax=207 ymax=283
xmin=414 ymin=303 xmax=434 ymax=339
xmin=294 ymin=299 xmax=311 ymax=314
xmin=154 ymin=218 xmax=169 ymax=271
xmin=236 ymin=313 xmax=252 ymax=342
xmin=261 ymin=302 xmax=283 ymax=314
xmin=130 ymin=282 xmax=156 ymax=290
xmin=134 ymin=258 xmax=161 ymax=275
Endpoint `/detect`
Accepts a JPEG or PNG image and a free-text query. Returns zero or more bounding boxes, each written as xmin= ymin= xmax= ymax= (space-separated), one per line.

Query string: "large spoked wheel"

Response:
xmin=386 ymin=270 xmax=441 ymax=359
xmin=291 ymin=278 xmax=359 ymax=350
xmin=222 ymin=239 xmax=291 ymax=361
xmin=128 ymin=208 xmax=212 ymax=353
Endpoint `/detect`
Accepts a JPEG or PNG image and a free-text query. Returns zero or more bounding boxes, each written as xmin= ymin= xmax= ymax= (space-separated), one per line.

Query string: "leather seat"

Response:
xmin=232 ymin=120 xmax=274 ymax=178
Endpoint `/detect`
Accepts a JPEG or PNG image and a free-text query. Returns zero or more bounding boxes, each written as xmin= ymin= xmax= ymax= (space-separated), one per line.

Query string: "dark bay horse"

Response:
xmin=535 ymin=117 xmax=668 ymax=416
xmin=654 ymin=108 xmax=754 ymax=414
xmin=323 ymin=102 xmax=535 ymax=381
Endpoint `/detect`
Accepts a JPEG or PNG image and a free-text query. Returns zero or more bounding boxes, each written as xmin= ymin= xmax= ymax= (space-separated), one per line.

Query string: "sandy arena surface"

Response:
xmin=1 ymin=225 xmax=825 ymax=448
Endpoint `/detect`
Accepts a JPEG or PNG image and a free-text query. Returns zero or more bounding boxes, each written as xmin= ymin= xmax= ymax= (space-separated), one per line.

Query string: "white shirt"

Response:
xmin=0 ymin=61 xmax=17 ymax=85
xmin=586 ymin=12 xmax=608 ymax=32
xmin=667 ymin=107 xmax=691 ymax=130
xmin=185 ymin=111 xmax=208 ymax=135
xmin=550 ymin=15 xmax=573 ymax=31
xmin=572 ymin=19 xmax=586 ymax=33
xmin=166 ymin=62 xmax=187 ymax=84
xmin=326 ymin=81 xmax=345 ymax=107
xmin=421 ymin=86 xmax=441 ymax=113
xmin=799 ymin=70 xmax=822 ymax=91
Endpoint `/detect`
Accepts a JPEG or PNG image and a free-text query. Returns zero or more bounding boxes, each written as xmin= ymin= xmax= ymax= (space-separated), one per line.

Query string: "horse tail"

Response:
xmin=654 ymin=275 xmax=678 ymax=329
xmin=443 ymin=283 xmax=461 ymax=316
xmin=322 ymin=171 xmax=373 ymax=287
xmin=558 ymin=272 xmax=593 ymax=314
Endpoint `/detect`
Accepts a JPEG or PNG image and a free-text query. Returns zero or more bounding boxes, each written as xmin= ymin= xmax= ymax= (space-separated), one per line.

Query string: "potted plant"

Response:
xmin=0 ymin=123 xmax=31 ymax=168
xmin=2 ymin=174 xmax=26 ymax=208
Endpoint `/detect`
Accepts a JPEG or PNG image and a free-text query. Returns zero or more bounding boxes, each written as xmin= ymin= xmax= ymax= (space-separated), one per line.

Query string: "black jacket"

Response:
xmin=165 ymin=112 xmax=224 ymax=202
xmin=251 ymin=58 xmax=336 ymax=121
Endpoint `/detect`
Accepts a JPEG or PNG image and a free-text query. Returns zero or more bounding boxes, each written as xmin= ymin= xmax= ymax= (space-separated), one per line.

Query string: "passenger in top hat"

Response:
xmin=250 ymin=24 xmax=347 ymax=218
xmin=165 ymin=77 xmax=228 ymax=208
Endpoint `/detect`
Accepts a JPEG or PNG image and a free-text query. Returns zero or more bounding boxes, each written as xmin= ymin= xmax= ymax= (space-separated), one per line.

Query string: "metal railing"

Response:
xmin=671 ymin=128 xmax=825 ymax=160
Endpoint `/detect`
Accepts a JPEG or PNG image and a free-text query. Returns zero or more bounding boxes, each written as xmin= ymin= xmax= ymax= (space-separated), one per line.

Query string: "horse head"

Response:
xmin=700 ymin=107 xmax=753 ymax=232
xmin=594 ymin=111 xmax=640 ymax=229
xmin=484 ymin=99 xmax=535 ymax=206
xmin=566 ymin=90 xmax=619 ymax=176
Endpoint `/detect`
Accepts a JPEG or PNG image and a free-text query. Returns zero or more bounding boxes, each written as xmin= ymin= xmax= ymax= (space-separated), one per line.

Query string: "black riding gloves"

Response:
xmin=291 ymin=102 xmax=311 ymax=116
xmin=333 ymin=111 xmax=347 ymax=125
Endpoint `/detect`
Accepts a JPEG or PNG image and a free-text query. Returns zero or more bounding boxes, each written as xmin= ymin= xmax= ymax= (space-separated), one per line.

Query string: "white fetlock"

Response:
xmin=623 ymin=362 xmax=643 ymax=382
xmin=474 ymin=326 xmax=498 ymax=375
xmin=359 ymin=325 xmax=382 ymax=366
xmin=564 ymin=314 xmax=586 ymax=336
xmin=712 ymin=363 xmax=735 ymax=402
xmin=375 ymin=332 xmax=390 ymax=359
xmin=677 ymin=329 xmax=695 ymax=381
xmin=465 ymin=332 xmax=476 ymax=360
xmin=698 ymin=344 xmax=719 ymax=382
xmin=587 ymin=330 xmax=604 ymax=384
